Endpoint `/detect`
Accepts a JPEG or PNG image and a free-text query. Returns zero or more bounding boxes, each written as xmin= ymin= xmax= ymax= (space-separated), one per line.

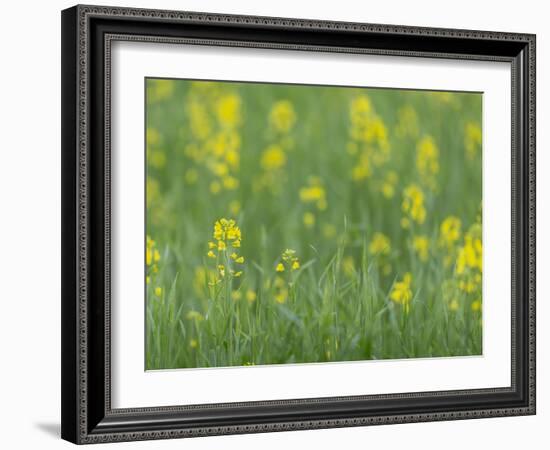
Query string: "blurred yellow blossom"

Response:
xmin=440 ymin=216 xmax=462 ymax=248
xmin=270 ymin=100 xmax=297 ymax=133
xmin=471 ymin=299 xmax=482 ymax=312
xmin=416 ymin=135 xmax=439 ymax=191
xmin=246 ymin=289 xmax=257 ymax=303
xmin=299 ymin=177 xmax=327 ymax=211
xmin=412 ymin=235 xmax=430 ymax=262
xmin=216 ymin=94 xmax=242 ymax=128
xmin=303 ymin=212 xmax=315 ymax=228
xmin=369 ymin=232 xmax=391 ymax=256
xmin=261 ymin=144 xmax=287 ymax=171
xmin=401 ymin=184 xmax=426 ymax=227
xmin=390 ymin=273 xmax=413 ymax=314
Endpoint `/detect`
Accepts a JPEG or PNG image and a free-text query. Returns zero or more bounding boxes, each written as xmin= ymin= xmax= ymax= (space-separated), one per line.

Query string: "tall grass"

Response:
xmin=145 ymin=79 xmax=483 ymax=370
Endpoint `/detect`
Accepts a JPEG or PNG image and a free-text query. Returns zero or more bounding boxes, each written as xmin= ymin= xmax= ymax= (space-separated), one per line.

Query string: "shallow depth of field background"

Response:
xmin=145 ymin=78 xmax=482 ymax=370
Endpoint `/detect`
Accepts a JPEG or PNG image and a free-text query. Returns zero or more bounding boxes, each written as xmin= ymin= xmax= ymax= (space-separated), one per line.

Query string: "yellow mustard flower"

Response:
xmin=270 ymin=100 xmax=296 ymax=133
xmin=379 ymin=171 xmax=398 ymax=199
xmin=454 ymin=222 xmax=482 ymax=295
xmin=401 ymin=184 xmax=426 ymax=227
xmin=299 ymin=177 xmax=327 ymax=211
xmin=282 ymin=249 xmax=300 ymax=270
xmin=206 ymin=218 xmax=244 ymax=282
xmin=351 ymin=153 xmax=371 ymax=181
xmin=369 ymin=232 xmax=391 ymax=256
xmin=154 ymin=287 xmax=162 ymax=297
xmin=273 ymin=275 xmax=288 ymax=304
xmin=189 ymin=339 xmax=198 ymax=349
xmin=276 ymin=263 xmax=285 ymax=272
xmin=412 ymin=235 xmax=430 ymax=262
xmin=440 ymin=216 xmax=462 ymax=248
xmin=456 ymin=227 xmax=482 ymax=275
xmin=348 ymin=95 xmax=391 ymax=178
xmin=416 ymin=135 xmax=439 ymax=190
xmin=246 ymin=289 xmax=257 ymax=303
xmin=390 ymin=273 xmax=413 ymax=313
xmin=146 ymin=236 xmax=161 ymax=286
xmin=261 ymin=144 xmax=287 ymax=171
xmin=216 ymin=94 xmax=242 ymax=128
xmin=471 ymin=299 xmax=482 ymax=312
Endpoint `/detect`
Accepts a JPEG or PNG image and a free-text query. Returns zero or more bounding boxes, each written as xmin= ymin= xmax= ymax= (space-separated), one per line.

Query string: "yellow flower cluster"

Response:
xmin=390 ymin=273 xmax=413 ymax=314
xmin=183 ymin=84 xmax=242 ymax=198
xmin=464 ymin=122 xmax=482 ymax=161
xmin=261 ymin=144 xmax=287 ymax=171
xmin=369 ymin=232 xmax=392 ymax=275
xmin=276 ymin=249 xmax=301 ymax=272
xmin=401 ymin=184 xmax=426 ymax=228
xmin=442 ymin=217 xmax=483 ymax=312
xmin=439 ymin=216 xmax=462 ymax=266
xmin=206 ymin=218 xmax=244 ymax=281
xmin=377 ymin=171 xmax=398 ymax=199
xmin=146 ymin=235 xmax=162 ymax=297
xmin=299 ymin=177 xmax=327 ymax=228
xmin=369 ymin=232 xmax=391 ymax=256
xmin=272 ymin=276 xmax=288 ymax=304
xmin=146 ymin=235 xmax=161 ymax=277
xmin=257 ymin=100 xmax=297 ymax=193
xmin=455 ymin=223 xmax=482 ymax=293
xmin=272 ymin=249 xmax=301 ymax=304
xmin=348 ymin=95 xmax=391 ymax=182
xmin=231 ymin=288 xmax=257 ymax=303
xmin=416 ymin=135 xmax=440 ymax=192
xmin=412 ymin=235 xmax=429 ymax=262
xmin=440 ymin=216 xmax=462 ymax=248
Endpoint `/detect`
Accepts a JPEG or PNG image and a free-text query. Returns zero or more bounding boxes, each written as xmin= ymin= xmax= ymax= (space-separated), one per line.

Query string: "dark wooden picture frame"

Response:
xmin=61 ymin=4 xmax=536 ymax=444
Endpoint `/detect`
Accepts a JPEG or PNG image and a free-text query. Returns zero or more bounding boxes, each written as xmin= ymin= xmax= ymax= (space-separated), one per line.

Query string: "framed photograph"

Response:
xmin=61 ymin=4 xmax=536 ymax=444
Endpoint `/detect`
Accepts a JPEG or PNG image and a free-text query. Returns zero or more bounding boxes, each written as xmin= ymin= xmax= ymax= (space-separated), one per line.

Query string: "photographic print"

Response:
xmin=145 ymin=78 xmax=483 ymax=370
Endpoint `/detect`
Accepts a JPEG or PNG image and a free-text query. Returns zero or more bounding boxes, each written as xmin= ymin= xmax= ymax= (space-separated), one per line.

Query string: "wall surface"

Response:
xmin=0 ymin=0 xmax=545 ymax=448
